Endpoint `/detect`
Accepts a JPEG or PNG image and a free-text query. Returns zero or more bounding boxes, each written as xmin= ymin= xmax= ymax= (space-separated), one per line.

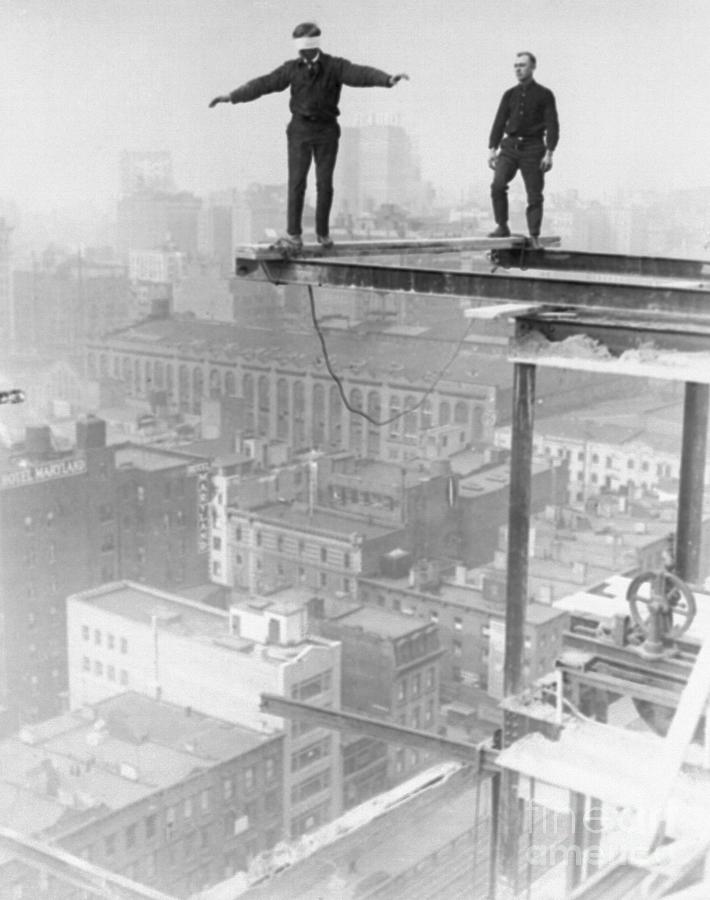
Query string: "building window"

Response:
xmin=94 ymin=661 xmax=103 ymax=676
xmin=223 ymin=778 xmax=233 ymax=801
xmin=320 ymin=547 xmax=327 ymax=563
xmin=277 ymin=535 xmax=284 ymax=552
xmin=397 ymin=680 xmax=407 ymax=703
xmin=454 ymin=617 xmax=463 ymax=631
xmin=320 ymin=572 xmax=327 ymax=587
xmin=298 ymin=540 xmax=305 ymax=555
xmin=291 ymin=738 xmax=331 ymax=773
xmin=244 ymin=767 xmax=255 ymax=792
xmin=125 ymin=823 xmax=136 ymax=849
xmin=201 ymin=788 xmax=210 ymax=812
xmin=412 ymin=673 xmax=421 ymax=698
xmin=453 ymin=640 xmax=463 ymax=658
xmin=82 ymin=656 xmax=90 ymax=672
xmin=236 ymin=526 xmax=242 ymax=542
xmin=82 ymin=625 xmax=89 ymax=641
xmin=184 ymin=796 xmax=193 ymax=818
xmin=145 ymin=814 xmax=156 ymax=839
xmin=120 ymin=637 xmax=128 ymax=654
xmin=107 ymin=633 xmax=115 ymax=650
xmin=265 ymin=758 xmax=277 ymax=782
xmin=94 ymin=629 xmax=102 ymax=645
xmin=344 ymin=552 xmax=350 ymax=569
xmin=430 ymin=610 xmax=439 ymax=623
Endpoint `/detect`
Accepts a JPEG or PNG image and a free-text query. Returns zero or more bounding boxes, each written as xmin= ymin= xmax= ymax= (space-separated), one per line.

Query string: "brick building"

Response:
xmin=67 ymin=581 xmax=342 ymax=840
xmin=0 ymin=418 xmax=209 ymax=729
xmin=357 ymin=568 xmax=568 ymax=704
xmin=0 ymin=692 xmax=283 ymax=898
xmin=316 ymin=606 xmax=443 ymax=810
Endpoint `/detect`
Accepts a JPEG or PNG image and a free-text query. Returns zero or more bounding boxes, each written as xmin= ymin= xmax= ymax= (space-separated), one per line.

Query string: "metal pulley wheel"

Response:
xmin=625 ymin=570 xmax=696 ymax=640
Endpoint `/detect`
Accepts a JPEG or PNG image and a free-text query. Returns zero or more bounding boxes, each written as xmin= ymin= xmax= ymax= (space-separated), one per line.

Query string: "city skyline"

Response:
xmin=3 ymin=0 xmax=710 ymax=215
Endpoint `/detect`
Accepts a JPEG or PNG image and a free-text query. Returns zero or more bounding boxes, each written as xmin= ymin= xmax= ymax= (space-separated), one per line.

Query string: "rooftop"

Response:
xmin=71 ymin=581 xmax=229 ymax=640
xmin=114 ymin=443 xmax=199 ymax=472
xmin=98 ymin=315 xmax=518 ymax=391
xmin=331 ymin=605 xmax=431 ymax=639
xmin=249 ymin=502 xmax=400 ymax=541
xmin=0 ymin=692 xmax=273 ymax=838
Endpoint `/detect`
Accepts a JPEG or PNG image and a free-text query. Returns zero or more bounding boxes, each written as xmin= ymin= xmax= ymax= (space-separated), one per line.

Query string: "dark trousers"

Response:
xmin=287 ymin=118 xmax=340 ymax=237
xmin=490 ymin=137 xmax=546 ymax=236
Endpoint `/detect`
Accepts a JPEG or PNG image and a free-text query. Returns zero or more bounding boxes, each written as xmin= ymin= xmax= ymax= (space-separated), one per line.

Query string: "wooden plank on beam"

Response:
xmin=235 ymin=235 xmax=561 ymax=261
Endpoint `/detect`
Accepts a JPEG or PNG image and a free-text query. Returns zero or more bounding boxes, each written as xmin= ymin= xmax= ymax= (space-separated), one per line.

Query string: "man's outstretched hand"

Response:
xmin=389 ymin=73 xmax=409 ymax=86
xmin=209 ymin=95 xmax=230 ymax=108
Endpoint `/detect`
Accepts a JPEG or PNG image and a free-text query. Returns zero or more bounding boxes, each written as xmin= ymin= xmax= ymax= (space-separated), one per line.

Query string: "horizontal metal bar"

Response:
xmin=492 ymin=247 xmax=710 ymax=279
xmin=562 ymin=632 xmax=695 ymax=683
xmin=235 ymin=235 xmax=560 ymax=261
xmin=558 ymin=663 xmax=683 ymax=707
xmin=0 ymin=827 xmax=175 ymax=900
xmin=236 ymin=257 xmax=710 ymax=317
xmin=260 ymin=693 xmax=495 ymax=769
xmin=515 ymin=313 xmax=710 ymax=352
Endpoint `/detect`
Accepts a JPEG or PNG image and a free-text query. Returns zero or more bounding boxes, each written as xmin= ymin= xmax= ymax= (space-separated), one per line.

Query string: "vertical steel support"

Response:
xmin=676 ymin=382 xmax=709 ymax=583
xmin=504 ymin=363 xmax=536 ymax=697
xmin=497 ymin=363 xmax=537 ymax=899
xmin=566 ymin=791 xmax=587 ymax=893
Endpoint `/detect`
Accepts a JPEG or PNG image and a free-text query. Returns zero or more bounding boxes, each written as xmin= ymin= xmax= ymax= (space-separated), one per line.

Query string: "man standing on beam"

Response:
xmin=210 ymin=22 xmax=408 ymax=253
xmin=487 ymin=52 xmax=559 ymax=249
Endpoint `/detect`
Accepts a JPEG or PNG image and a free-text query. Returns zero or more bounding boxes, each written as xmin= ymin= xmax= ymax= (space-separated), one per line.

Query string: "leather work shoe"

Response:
xmin=316 ymin=235 xmax=334 ymax=250
xmin=487 ymin=225 xmax=511 ymax=238
xmin=273 ymin=234 xmax=303 ymax=253
xmin=529 ymin=236 xmax=543 ymax=250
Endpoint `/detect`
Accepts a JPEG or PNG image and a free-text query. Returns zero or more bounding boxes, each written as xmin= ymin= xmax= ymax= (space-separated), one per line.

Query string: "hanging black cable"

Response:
xmin=306 ymin=283 xmax=474 ymax=427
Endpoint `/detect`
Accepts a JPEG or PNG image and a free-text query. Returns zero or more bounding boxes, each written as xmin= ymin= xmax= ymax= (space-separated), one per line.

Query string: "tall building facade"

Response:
xmin=120 ymin=150 xmax=175 ymax=195
xmin=0 ymin=418 xmax=210 ymax=729
xmin=316 ymin=606 xmax=443 ymax=810
xmin=335 ymin=122 xmax=423 ymax=218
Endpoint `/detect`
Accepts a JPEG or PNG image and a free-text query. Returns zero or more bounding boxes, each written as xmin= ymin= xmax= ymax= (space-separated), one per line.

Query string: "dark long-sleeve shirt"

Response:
xmin=228 ymin=53 xmax=393 ymax=122
xmin=488 ymin=80 xmax=559 ymax=151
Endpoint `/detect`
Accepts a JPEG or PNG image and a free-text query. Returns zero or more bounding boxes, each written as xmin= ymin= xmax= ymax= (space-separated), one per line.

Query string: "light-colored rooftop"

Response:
xmin=333 ymin=605 xmax=434 ymax=639
xmin=253 ymin=502 xmax=400 ymax=541
xmin=0 ymin=692 xmax=274 ymax=837
xmin=114 ymin=444 xmax=196 ymax=472
xmin=72 ymin=581 xmax=229 ymax=639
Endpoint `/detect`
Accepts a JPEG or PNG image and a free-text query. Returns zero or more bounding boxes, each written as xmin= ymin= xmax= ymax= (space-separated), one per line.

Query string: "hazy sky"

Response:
xmin=3 ymin=0 xmax=710 ymax=212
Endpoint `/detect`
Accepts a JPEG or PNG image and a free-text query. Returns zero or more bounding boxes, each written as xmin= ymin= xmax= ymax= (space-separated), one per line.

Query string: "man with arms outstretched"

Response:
xmin=210 ymin=22 xmax=408 ymax=252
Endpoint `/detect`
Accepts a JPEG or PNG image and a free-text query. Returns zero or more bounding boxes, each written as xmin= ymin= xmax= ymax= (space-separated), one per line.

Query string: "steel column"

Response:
xmin=497 ymin=363 xmax=537 ymax=899
xmin=566 ymin=792 xmax=588 ymax=893
xmin=504 ymin=362 xmax=536 ymax=698
xmin=675 ymin=382 xmax=709 ymax=583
